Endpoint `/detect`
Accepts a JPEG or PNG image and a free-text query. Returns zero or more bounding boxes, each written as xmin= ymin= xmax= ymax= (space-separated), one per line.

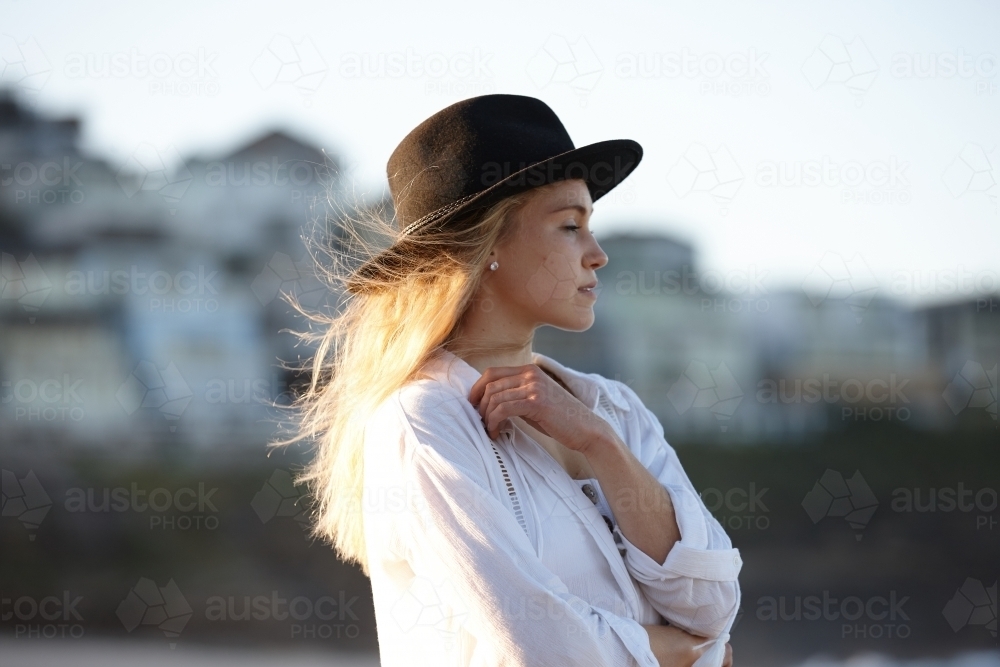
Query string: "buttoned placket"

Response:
xmin=501 ymin=413 xmax=645 ymax=622
xmin=440 ymin=352 xmax=649 ymax=595
xmin=579 ymin=478 xmax=626 ymax=552
xmin=424 ymin=351 xmax=664 ymax=667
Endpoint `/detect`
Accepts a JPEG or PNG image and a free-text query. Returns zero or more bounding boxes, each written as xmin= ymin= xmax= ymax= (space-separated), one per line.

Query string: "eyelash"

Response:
xmin=564 ymin=224 xmax=581 ymax=232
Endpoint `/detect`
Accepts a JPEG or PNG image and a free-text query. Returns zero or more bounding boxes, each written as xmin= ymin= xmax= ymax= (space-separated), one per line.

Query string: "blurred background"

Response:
xmin=1 ymin=1 xmax=997 ymax=666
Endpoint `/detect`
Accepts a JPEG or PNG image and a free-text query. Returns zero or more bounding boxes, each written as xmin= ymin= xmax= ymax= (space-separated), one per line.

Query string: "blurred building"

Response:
xmin=1 ymin=90 xmax=997 ymax=453
xmin=540 ymin=233 xmax=998 ymax=444
xmin=0 ymin=91 xmax=344 ymax=451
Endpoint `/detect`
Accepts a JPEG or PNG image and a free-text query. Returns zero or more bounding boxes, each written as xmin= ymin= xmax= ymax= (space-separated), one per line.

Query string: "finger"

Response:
xmin=477 ymin=375 xmax=526 ymax=420
xmin=483 ymin=369 xmax=553 ymax=421
xmin=483 ymin=389 xmax=529 ymax=437
xmin=468 ymin=366 xmax=525 ymax=407
xmin=484 ymin=395 xmax=532 ymax=438
xmin=724 ymin=642 xmax=733 ymax=667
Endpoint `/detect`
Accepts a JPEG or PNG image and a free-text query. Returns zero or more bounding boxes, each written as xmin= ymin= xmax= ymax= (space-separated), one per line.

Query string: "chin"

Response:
xmin=544 ymin=306 xmax=596 ymax=332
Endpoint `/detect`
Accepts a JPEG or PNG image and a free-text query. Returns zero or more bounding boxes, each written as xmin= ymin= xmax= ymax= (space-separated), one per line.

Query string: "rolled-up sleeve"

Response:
xmin=608 ymin=381 xmax=742 ymax=643
xmin=395 ymin=390 xmax=660 ymax=667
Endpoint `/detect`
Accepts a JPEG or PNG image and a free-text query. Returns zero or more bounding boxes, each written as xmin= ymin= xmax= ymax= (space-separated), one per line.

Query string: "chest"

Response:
xmin=510 ymin=416 xmax=597 ymax=480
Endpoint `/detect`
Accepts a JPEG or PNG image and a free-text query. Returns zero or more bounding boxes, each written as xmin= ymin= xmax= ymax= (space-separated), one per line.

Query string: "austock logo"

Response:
xmin=1 ymin=469 xmax=52 ymax=540
xmin=3 ymin=374 xmax=86 ymax=423
xmin=337 ymin=46 xmax=495 ymax=98
xmin=942 ymin=578 xmax=997 ymax=637
xmin=1 ymin=156 xmax=85 ymax=205
xmin=525 ymin=251 xmax=599 ymax=312
xmin=205 ymin=589 xmax=361 ymax=640
xmin=251 ymin=35 xmax=328 ymax=104
xmin=754 ymin=156 xmax=911 ymax=206
xmin=942 ymin=360 xmax=998 ymax=422
xmin=666 ymin=360 xmax=743 ymax=432
xmin=666 ymin=143 xmax=743 ymax=214
xmin=2 ymin=591 xmax=85 ymax=639
xmin=116 ymin=143 xmax=193 ymax=214
xmin=611 ymin=265 xmax=769 ymax=313
xmin=756 ymin=590 xmax=911 ymax=640
xmin=756 ymin=372 xmax=913 ymax=423
xmin=63 ymin=47 xmax=220 ymax=98
xmin=63 ymin=264 xmax=221 ymax=313
xmin=64 ymin=481 xmax=220 ymax=531
xmin=891 ymin=483 xmax=998 ymax=531
xmin=802 ymin=469 xmax=878 ymax=541
xmin=390 ymin=573 xmax=469 ymax=652
xmin=801 ymin=251 xmax=879 ymax=323
xmin=116 ymin=577 xmax=192 ymax=648
xmin=942 ymin=143 xmax=999 ymax=209
xmin=526 ymin=34 xmax=603 ymax=101
xmin=891 ymin=49 xmax=998 ymax=82
xmin=251 ymin=251 xmax=327 ymax=307
xmin=251 ymin=469 xmax=310 ymax=535
xmin=801 ymin=34 xmax=879 ymax=105
xmin=115 ymin=359 xmax=194 ymax=430
xmin=700 ymin=484 xmax=770 ymax=531
xmin=0 ymin=34 xmax=52 ymax=93
xmin=614 ymin=47 xmax=770 ymax=98
xmin=0 ymin=252 xmax=53 ymax=322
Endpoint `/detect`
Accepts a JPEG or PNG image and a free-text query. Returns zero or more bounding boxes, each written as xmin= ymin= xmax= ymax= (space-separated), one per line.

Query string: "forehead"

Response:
xmin=528 ymin=179 xmax=593 ymax=213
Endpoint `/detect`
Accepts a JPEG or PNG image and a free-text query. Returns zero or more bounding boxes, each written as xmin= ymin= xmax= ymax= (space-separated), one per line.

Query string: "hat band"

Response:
xmin=399 ymin=191 xmax=481 ymax=237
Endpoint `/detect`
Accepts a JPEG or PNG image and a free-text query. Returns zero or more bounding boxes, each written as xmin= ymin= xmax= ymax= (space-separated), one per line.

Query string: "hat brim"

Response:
xmin=346 ymin=138 xmax=643 ymax=294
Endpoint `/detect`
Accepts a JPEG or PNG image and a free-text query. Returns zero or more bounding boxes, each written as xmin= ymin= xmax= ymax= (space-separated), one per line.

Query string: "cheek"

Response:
xmin=499 ymin=237 xmax=547 ymax=287
xmin=497 ymin=231 xmax=579 ymax=305
xmin=514 ymin=252 xmax=581 ymax=307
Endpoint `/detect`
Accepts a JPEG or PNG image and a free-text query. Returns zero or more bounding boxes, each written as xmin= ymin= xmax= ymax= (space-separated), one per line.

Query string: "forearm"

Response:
xmin=581 ymin=424 xmax=681 ymax=565
xmin=642 ymin=623 xmax=732 ymax=667
xmin=578 ymin=418 xmax=742 ymax=641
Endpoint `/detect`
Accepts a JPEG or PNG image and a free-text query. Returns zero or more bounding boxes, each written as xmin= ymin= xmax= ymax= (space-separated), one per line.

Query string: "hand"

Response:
xmin=641 ymin=624 xmax=733 ymax=667
xmin=467 ymin=364 xmax=611 ymax=453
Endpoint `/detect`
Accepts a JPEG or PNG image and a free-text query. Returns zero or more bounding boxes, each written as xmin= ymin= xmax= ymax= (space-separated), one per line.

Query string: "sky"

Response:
xmin=3 ymin=0 xmax=999 ymax=307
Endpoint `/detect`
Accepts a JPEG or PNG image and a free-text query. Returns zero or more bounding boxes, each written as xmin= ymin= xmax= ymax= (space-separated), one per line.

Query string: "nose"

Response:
xmin=587 ymin=237 xmax=609 ymax=271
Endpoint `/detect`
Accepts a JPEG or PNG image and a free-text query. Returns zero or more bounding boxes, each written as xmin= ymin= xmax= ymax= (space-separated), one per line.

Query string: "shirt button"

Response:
xmin=581 ymin=483 xmax=598 ymax=504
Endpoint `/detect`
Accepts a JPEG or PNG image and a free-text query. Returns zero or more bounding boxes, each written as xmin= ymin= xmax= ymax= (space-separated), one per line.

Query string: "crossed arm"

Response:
xmin=580 ymin=399 xmax=737 ymax=667
xmin=579 ymin=421 xmax=681 ymax=567
xmin=467 ymin=365 xmax=742 ymax=664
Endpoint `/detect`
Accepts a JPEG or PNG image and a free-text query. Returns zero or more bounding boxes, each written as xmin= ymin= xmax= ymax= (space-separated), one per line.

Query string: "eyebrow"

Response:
xmin=550 ymin=204 xmax=593 ymax=217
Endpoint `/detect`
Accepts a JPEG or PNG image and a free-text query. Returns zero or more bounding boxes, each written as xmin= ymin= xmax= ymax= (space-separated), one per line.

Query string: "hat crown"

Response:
xmin=386 ymin=94 xmax=576 ymax=229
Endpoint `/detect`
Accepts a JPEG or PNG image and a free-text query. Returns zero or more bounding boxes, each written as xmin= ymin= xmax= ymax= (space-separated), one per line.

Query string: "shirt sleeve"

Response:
xmin=607 ymin=380 xmax=742 ymax=644
xmin=393 ymin=389 xmax=660 ymax=667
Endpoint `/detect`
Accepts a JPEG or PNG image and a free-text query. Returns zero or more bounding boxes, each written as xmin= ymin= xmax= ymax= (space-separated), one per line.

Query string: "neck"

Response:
xmin=446 ymin=298 xmax=537 ymax=374
xmin=448 ymin=335 xmax=536 ymax=375
xmin=469 ymin=352 xmax=536 ymax=374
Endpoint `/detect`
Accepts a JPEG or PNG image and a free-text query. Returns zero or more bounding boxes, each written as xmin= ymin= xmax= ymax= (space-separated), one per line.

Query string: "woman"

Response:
xmin=275 ymin=94 xmax=741 ymax=666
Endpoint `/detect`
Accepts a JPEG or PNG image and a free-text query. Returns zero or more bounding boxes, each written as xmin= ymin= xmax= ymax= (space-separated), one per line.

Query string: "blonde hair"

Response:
xmin=269 ymin=183 xmax=546 ymax=577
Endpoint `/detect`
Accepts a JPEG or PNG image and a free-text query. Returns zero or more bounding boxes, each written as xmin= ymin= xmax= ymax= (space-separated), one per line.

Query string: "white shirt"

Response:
xmin=362 ymin=349 xmax=742 ymax=667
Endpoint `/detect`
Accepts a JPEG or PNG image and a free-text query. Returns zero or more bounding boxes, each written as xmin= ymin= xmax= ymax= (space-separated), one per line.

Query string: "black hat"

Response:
xmin=346 ymin=94 xmax=642 ymax=293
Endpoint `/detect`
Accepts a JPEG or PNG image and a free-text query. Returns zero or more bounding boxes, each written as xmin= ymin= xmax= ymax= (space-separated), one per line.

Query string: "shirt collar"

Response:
xmin=419 ymin=348 xmax=631 ymax=415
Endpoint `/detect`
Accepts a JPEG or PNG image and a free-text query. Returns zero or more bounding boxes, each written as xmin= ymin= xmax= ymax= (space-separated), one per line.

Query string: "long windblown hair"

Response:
xmin=269 ymin=183 xmax=541 ymax=577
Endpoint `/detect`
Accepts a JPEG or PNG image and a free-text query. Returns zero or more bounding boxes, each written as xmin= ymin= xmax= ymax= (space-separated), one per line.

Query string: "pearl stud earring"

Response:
xmin=489 ymin=261 xmax=499 ymax=271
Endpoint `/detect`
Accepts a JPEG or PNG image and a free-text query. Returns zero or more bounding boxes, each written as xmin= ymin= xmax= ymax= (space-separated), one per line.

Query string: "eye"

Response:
xmin=563 ymin=223 xmax=581 ymax=232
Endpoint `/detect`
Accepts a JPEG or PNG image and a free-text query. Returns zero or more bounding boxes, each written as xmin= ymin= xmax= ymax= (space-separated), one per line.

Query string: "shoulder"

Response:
xmin=579 ymin=373 xmax=673 ymax=460
xmin=371 ymin=378 xmax=490 ymax=481
xmin=390 ymin=378 xmax=480 ymax=434
xmin=606 ymin=379 xmax=663 ymax=434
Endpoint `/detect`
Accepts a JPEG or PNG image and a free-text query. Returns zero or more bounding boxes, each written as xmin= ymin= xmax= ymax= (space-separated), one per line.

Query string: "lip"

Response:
xmin=577 ymin=281 xmax=600 ymax=297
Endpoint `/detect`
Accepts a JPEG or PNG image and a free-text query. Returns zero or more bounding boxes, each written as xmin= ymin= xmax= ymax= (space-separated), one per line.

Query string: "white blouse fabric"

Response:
xmin=362 ymin=349 xmax=742 ymax=667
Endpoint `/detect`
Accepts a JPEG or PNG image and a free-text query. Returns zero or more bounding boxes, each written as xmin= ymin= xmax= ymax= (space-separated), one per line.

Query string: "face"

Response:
xmin=485 ymin=178 xmax=608 ymax=331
